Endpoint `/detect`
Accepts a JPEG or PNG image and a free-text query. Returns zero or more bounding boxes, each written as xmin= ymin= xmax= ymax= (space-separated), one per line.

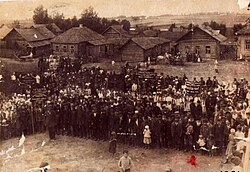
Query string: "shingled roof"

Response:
xmin=0 ymin=25 xmax=11 ymax=39
xmin=52 ymin=27 xmax=104 ymax=44
xmin=128 ymin=37 xmax=170 ymax=50
xmin=158 ymin=31 xmax=187 ymax=42
xmin=199 ymin=26 xmax=227 ymax=42
xmin=177 ymin=26 xmax=227 ymax=43
xmin=31 ymin=25 xmax=55 ymax=39
xmin=106 ymin=38 xmax=130 ymax=48
xmin=103 ymin=25 xmax=131 ymax=38
xmin=9 ymin=28 xmax=49 ymax=42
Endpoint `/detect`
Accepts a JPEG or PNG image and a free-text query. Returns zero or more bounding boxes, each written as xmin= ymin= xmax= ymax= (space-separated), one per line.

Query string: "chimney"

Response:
xmin=79 ymin=24 xmax=83 ymax=28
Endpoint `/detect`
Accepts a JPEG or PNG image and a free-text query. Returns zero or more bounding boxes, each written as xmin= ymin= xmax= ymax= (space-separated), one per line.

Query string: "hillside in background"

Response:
xmin=122 ymin=13 xmax=250 ymax=28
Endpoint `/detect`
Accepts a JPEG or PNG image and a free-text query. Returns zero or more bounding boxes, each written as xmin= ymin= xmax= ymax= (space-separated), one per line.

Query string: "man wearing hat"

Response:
xmin=171 ymin=117 xmax=183 ymax=150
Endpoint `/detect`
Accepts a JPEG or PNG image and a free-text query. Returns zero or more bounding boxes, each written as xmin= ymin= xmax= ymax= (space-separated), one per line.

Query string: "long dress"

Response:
xmin=225 ymin=134 xmax=235 ymax=158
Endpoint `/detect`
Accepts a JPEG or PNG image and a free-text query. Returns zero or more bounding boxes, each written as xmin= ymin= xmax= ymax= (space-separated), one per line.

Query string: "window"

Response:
xmin=63 ymin=45 xmax=67 ymax=52
xmin=70 ymin=46 xmax=75 ymax=53
xmin=245 ymin=40 xmax=250 ymax=50
xmin=55 ymin=45 xmax=59 ymax=52
xmin=195 ymin=46 xmax=200 ymax=54
xmin=206 ymin=46 xmax=211 ymax=54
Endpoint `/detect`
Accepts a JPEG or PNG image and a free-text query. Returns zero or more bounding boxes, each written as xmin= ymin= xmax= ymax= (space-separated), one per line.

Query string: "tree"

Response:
xmin=81 ymin=6 xmax=98 ymax=18
xmin=52 ymin=12 xmax=66 ymax=31
xmin=33 ymin=5 xmax=50 ymax=24
xmin=12 ymin=20 xmax=20 ymax=28
xmin=120 ymin=19 xmax=130 ymax=32
xmin=71 ymin=16 xmax=79 ymax=27
xmin=79 ymin=6 xmax=104 ymax=33
xmin=233 ymin=23 xmax=244 ymax=34
xmin=203 ymin=21 xmax=227 ymax=36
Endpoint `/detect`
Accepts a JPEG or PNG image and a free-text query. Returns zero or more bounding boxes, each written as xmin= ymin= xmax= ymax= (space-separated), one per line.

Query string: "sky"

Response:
xmin=0 ymin=0 xmax=249 ymax=20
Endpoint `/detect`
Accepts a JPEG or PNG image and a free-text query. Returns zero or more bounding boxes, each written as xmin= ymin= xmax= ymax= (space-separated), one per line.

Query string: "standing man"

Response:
xmin=118 ymin=150 xmax=133 ymax=172
xmin=45 ymin=103 xmax=56 ymax=140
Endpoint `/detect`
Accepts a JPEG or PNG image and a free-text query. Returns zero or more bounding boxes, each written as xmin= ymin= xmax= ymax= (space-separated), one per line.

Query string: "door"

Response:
xmin=205 ymin=46 xmax=211 ymax=58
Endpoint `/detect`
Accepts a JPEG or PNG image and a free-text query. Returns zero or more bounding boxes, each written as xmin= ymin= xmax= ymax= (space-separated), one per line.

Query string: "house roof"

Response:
xmin=31 ymin=25 xmax=55 ymax=39
xmin=129 ymin=37 xmax=170 ymax=50
xmin=47 ymin=23 xmax=62 ymax=33
xmin=15 ymin=28 xmax=48 ymax=42
xmin=106 ymin=38 xmax=130 ymax=47
xmin=177 ymin=26 xmax=227 ymax=43
xmin=158 ymin=31 xmax=187 ymax=42
xmin=30 ymin=23 xmax=62 ymax=33
xmin=143 ymin=30 xmax=158 ymax=37
xmin=236 ymin=25 xmax=250 ymax=35
xmin=88 ymin=39 xmax=107 ymax=46
xmin=51 ymin=26 xmax=104 ymax=44
xmin=103 ymin=25 xmax=131 ymax=38
xmin=199 ymin=26 xmax=227 ymax=42
xmin=0 ymin=25 xmax=11 ymax=39
xmin=28 ymin=40 xmax=51 ymax=47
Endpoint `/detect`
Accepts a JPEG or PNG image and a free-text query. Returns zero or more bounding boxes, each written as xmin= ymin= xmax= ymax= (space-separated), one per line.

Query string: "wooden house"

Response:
xmin=106 ymin=38 xmax=130 ymax=59
xmin=102 ymin=25 xmax=131 ymax=38
xmin=119 ymin=37 xmax=170 ymax=62
xmin=176 ymin=26 xmax=227 ymax=59
xmin=2 ymin=27 xmax=55 ymax=57
xmin=158 ymin=31 xmax=187 ymax=53
xmin=236 ymin=24 xmax=250 ymax=59
xmin=51 ymin=25 xmax=107 ymax=60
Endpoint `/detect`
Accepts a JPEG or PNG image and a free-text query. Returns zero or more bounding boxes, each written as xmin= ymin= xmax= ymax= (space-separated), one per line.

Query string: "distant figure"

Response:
xmin=214 ymin=59 xmax=219 ymax=73
xmin=118 ymin=150 xmax=133 ymax=172
xmin=143 ymin=125 xmax=151 ymax=149
xmin=109 ymin=131 xmax=117 ymax=156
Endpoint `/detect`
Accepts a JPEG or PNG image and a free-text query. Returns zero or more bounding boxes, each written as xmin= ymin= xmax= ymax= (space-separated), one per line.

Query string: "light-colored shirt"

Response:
xmin=11 ymin=75 xmax=16 ymax=81
xmin=118 ymin=156 xmax=132 ymax=170
xmin=35 ymin=75 xmax=40 ymax=84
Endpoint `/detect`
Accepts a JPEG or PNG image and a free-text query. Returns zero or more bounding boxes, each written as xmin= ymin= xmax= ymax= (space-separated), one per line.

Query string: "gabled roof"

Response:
xmin=236 ymin=25 xmax=250 ymax=35
xmin=51 ymin=27 xmax=104 ymax=44
xmin=124 ymin=37 xmax=170 ymax=50
xmin=0 ymin=25 xmax=11 ymax=39
xmin=177 ymin=26 xmax=227 ymax=43
xmin=47 ymin=23 xmax=62 ymax=33
xmin=143 ymin=30 xmax=158 ymax=37
xmin=31 ymin=25 xmax=55 ymax=39
xmin=4 ymin=28 xmax=49 ymax=42
xmin=158 ymin=31 xmax=187 ymax=42
xmin=88 ymin=39 xmax=107 ymax=46
xmin=103 ymin=25 xmax=131 ymax=38
xmin=199 ymin=26 xmax=227 ymax=42
xmin=106 ymin=38 xmax=130 ymax=48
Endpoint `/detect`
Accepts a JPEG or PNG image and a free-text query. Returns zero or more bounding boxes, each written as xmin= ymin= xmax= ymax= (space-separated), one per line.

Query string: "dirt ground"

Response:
xmin=0 ymin=58 xmax=248 ymax=171
xmin=0 ymin=134 xmax=234 ymax=172
xmin=1 ymin=57 xmax=250 ymax=82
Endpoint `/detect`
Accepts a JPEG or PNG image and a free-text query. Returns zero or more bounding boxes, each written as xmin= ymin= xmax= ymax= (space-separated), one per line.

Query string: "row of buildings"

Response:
xmin=0 ymin=22 xmax=250 ymax=62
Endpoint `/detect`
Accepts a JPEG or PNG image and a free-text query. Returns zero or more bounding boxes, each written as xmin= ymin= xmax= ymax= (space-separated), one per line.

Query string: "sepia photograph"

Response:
xmin=0 ymin=0 xmax=250 ymax=171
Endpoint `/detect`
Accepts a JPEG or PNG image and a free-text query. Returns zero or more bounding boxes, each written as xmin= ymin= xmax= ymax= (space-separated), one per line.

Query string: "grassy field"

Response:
xmin=0 ymin=134 xmax=232 ymax=172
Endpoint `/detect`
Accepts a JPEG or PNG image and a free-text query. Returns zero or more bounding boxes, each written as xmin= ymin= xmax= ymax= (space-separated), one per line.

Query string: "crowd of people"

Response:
xmin=1 ymin=57 xmax=250 ymax=160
